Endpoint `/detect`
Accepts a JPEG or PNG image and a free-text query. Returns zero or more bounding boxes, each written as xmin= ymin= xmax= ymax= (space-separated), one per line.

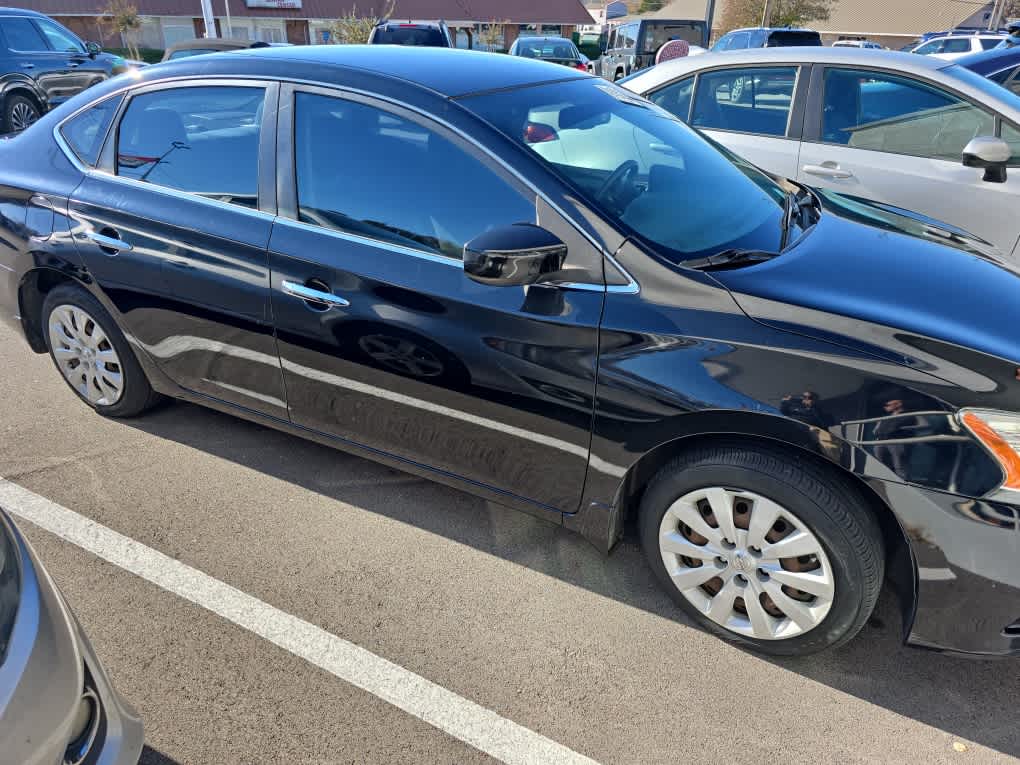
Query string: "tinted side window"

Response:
xmin=821 ymin=68 xmax=994 ymax=159
xmin=294 ymin=93 xmax=534 ymax=260
xmin=941 ymin=38 xmax=972 ymax=54
xmin=691 ymin=66 xmax=797 ymax=137
xmin=729 ymin=32 xmax=750 ymax=49
xmin=648 ymin=76 xmax=694 ymax=121
xmin=36 ymin=18 xmax=85 ymax=53
xmin=980 ymin=38 xmax=1002 ymax=50
xmin=0 ymin=18 xmax=50 ymax=51
xmin=914 ymin=40 xmax=943 ymax=54
xmin=116 ymin=86 xmax=264 ymax=208
xmin=60 ymin=96 xmax=121 ymax=166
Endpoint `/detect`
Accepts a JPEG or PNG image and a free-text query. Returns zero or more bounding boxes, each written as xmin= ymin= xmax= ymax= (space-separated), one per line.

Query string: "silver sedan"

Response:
xmin=0 ymin=507 xmax=143 ymax=765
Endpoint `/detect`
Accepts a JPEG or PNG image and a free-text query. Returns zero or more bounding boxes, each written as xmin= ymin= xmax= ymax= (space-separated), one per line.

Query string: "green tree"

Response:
xmin=719 ymin=0 xmax=836 ymax=33
xmin=329 ymin=0 xmax=394 ymax=44
xmin=101 ymin=0 xmax=141 ymax=60
xmin=637 ymin=0 xmax=665 ymax=14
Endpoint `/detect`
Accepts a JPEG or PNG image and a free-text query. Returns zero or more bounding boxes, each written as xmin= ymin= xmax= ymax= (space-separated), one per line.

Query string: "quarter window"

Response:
xmin=293 ymin=93 xmax=534 ymax=260
xmin=60 ymin=96 xmax=121 ymax=166
xmin=116 ymin=86 xmax=264 ymax=208
xmin=0 ymin=18 xmax=50 ymax=51
xmin=690 ymin=66 xmax=797 ymax=137
xmin=821 ymin=69 xmax=994 ymax=160
xmin=999 ymin=121 xmax=1020 ymax=164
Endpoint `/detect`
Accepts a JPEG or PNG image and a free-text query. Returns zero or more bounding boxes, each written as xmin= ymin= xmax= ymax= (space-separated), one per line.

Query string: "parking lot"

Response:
xmin=2 ymin=321 xmax=1018 ymax=765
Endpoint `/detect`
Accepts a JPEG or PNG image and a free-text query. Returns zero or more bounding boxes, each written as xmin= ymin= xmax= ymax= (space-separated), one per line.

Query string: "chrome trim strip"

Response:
xmin=281 ymin=280 xmax=351 ymax=307
xmin=272 ymin=217 xmax=461 ymax=267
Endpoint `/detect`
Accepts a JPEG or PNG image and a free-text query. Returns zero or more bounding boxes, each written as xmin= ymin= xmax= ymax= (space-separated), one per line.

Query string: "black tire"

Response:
xmin=42 ymin=283 xmax=162 ymax=417
xmin=639 ymin=442 xmax=884 ymax=656
xmin=1 ymin=93 xmax=41 ymax=134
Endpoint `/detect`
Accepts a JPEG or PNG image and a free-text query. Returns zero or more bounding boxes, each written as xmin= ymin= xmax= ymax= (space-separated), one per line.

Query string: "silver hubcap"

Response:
xmin=659 ymin=487 xmax=834 ymax=640
xmin=359 ymin=335 xmax=444 ymax=377
xmin=10 ymin=101 xmax=38 ymax=132
xmin=48 ymin=305 xmax=124 ymax=406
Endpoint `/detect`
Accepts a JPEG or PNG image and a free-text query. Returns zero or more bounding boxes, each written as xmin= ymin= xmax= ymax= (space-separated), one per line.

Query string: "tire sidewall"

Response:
xmin=42 ymin=284 xmax=153 ymax=417
xmin=3 ymin=94 xmax=40 ymax=134
xmin=640 ymin=461 xmax=873 ymax=656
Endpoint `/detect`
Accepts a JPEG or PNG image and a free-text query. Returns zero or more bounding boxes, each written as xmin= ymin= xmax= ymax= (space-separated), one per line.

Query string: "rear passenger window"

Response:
xmin=690 ymin=66 xmax=797 ymax=137
xmin=116 ymin=86 xmax=264 ymax=208
xmin=0 ymin=17 xmax=50 ymax=51
xmin=293 ymin=92 xmax=534 ymax=260
xmin=60 ymin=96 xmax=121 ymax=166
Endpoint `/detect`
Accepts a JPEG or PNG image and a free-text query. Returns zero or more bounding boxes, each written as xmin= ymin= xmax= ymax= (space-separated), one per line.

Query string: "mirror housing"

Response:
xmin=463 ymin=224 xmax=567 ymax=287
xmin=962 ymin=136 xmax=1010 ymax=183
xmin=85 ymin=41 xmax=101 ymax=57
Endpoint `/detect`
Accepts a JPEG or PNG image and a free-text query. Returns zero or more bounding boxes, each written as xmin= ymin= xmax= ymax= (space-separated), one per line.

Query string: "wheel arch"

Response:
xmin=18 ymin=266 xmax=88 ymax=353
xmin=1 ymin=79 xmax=46 ymax=112
xmin=592 ymin=411 xmax=918 ymax=640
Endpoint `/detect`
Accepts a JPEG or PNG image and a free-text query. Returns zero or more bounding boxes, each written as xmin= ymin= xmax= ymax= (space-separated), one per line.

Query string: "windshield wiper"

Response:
xmin=684 ymin=249 xmax=778 ymax=271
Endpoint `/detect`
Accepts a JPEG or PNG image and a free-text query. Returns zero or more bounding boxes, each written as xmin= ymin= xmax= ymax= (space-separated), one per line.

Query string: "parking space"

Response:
xmin=2 ymin=322 xmax=1019 ymax=764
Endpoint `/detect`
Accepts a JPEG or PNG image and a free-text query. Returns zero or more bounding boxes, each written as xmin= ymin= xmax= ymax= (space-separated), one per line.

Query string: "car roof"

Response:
xmin=957 ymin=46 xmax=1020 ymax=73
xmin=725 ymin=27 xmax=817 ymax=33
xmin=154 ymin=45 xmax=589 ymax=98
xmin=0 ymin=7 xmax=47 ymax=17
xmin=165 ymin=38 xmax=250 ymax=53
xmin=517 ymin=36 xmax=572 ymax=43
xmin=922 ymin=32 xmax=1003 ymax=40
xmin=625 ymin=46 xmax=953 ymax=88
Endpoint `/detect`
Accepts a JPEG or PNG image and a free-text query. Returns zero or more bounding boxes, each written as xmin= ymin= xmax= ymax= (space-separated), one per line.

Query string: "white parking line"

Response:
xmin=0 ymin=478 xmax=600 ymax=765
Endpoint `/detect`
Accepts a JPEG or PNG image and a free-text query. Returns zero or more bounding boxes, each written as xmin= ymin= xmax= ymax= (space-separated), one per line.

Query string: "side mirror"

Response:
xmin=85 ymin=41 xmax=101 ymax=57
xmin=463 ymin=224 xmax=567 ymax=287
xmin=962 ymin=136 xmax=1010 ymax=183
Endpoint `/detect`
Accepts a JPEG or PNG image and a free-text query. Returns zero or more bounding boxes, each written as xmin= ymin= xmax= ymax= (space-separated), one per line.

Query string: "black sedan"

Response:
xmin=1 ymin=46 xmax=1019 ymax=657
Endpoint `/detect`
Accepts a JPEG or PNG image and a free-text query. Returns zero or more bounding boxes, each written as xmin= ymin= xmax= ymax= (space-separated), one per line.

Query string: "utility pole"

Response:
xmin=761 ymin=0 xmax=774 ymax=27
xmin=224 ymin=0 xmax=232 ymax=38
xmin=200 ymin=0 xmax=217 ymax=37
xmin=989 ymin=0 xmax=1003 ymax=30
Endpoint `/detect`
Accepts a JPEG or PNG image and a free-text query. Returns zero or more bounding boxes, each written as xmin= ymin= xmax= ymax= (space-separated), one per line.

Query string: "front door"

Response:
xmin=269 ymin=87 xmax=604 ymax=512
xmin=0 ymin=15 xmax=76 ymax=107
xmin=798 ymin=66 xmax=1020 ymax=254
xmin=69 ymin=80 xmax=289 ymax=418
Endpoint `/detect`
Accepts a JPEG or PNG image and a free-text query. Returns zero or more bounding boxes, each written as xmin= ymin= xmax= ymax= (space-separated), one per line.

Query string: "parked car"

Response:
xmin=367 ymin=20 xmax=453 ymax=47
xmin=3 ymin=46 xmax=1020 ymax=658
xmin=625 ymin=47 xmax=1020 ymax=255
xmin=600 ymin=18 xmax=708 ymax=80
xmin=161 ymin=38 xmax=293 ymax=62
xmin=909 ymin=33 xmax=1003 ymax=60
xmin=712 ymin=26 xmax=822 ymax=52
xmin=509 ymin=36 xmax=587 ymax=70
xmin=0 ymin=506 xmax=144 ymax=764
xmin=0 ymin=8 xmax=128 ymax=133
xmin=831 ymin=40 xmax=883 ymax=49
xmin=958 ymin=45 xmax=1020 ymax=96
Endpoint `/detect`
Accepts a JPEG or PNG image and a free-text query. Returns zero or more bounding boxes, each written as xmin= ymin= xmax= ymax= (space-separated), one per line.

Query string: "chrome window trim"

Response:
xmin=274 ymin=217 xmax=461 ymax=267
xmin=52 ymin=72 xmax=640 ymax=293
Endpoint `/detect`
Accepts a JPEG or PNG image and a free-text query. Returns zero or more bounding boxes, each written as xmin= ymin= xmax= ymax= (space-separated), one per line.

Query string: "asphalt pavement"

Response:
xmin=1 ymin=322 xmax=1018 ymax=765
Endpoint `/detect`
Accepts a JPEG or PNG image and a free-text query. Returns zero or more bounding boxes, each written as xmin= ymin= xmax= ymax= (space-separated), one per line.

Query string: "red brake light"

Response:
xmin=576 ymin=62 xmax=587 ymax=70
xmin=524 ymin=122 xmax=558 ymax=143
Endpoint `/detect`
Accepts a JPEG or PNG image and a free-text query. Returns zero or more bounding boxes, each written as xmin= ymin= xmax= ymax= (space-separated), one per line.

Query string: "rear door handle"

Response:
xmin=802 ymin=163 xmax=854 ymax=179
xmin=281 ymin=280 xmax=350 ymax=308
xmin=20 ymin=63 xmax=34 ymax=69
xmin=85 ymin=230 xmax=133 ymax=254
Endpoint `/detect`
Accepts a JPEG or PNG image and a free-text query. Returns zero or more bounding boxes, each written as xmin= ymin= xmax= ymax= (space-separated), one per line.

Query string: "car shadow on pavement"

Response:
xmin=125 ymin=400 xmax=1019 ymax=758
xmin=140 ymin=745 xmax=183 ymax=765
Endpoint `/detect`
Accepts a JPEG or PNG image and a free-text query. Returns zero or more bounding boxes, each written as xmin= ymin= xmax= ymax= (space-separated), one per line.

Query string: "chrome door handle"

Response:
xmin=802 ymin=164 xmax=854 ymax=179
xmin=281 ymin=280 xmax=350 ymax=308
xmin=86 ymin=231 xmax=133 ymax=253
xmin=20 ymin=63 xmax=34 ymax=69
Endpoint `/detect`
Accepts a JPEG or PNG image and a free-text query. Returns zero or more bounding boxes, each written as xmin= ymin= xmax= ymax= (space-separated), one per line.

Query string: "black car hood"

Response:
xmin=710 ymin=193 xmax=1020 ymax=375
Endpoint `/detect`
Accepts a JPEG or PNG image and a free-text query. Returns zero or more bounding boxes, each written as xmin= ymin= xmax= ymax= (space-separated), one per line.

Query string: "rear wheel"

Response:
xmin=43 ymin=284 xmax=161 ymax=417
xmin=639 ymin=443 xmax=884 ymax=656
xmin=2 ymin=93 xmax=41 ymax=134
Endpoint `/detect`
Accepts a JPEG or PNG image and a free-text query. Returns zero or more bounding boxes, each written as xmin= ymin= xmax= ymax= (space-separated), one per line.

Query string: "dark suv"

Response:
xmin=712 ymin=26 xmax=822 ymax=51
xmin=600 ymin=18 xmax=708 ymax=80
xmin=367 ymin=20 xmax=453 ymax=47
xmin=0 ymin=8 xmax=126 ymax=133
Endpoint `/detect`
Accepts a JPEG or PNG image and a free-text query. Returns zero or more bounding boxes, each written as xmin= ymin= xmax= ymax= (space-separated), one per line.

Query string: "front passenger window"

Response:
xmin=821 ymin=69 xmax=994 ymax=160
xmin=116 ymin=86 xmax=264 ymax=208
xmin=293 ymin=93 xmax=534 ymax=260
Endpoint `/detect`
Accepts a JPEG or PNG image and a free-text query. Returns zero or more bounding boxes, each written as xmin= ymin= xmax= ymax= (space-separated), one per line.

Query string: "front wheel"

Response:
xmin=2 ymin=94 xmax=41 ymax=134
xmin=43 ymin=284 xmax=162 ymax=417
xmin=639 ymin=443 xmax=884 ymax=656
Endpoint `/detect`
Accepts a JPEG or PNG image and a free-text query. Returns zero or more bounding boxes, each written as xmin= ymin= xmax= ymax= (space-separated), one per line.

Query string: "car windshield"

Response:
xmin=460 ymin=79 xmax=790 ymax=264
xmin=373 ymin=26 xmax=445 ymax=45
xmin=168 ymin=48 xmax=218 ymax=59
xmin=942 ymin=62 xmax=1020 ymax=105
xmin=516 ymin=39 xmax=578 ymax=60
xmin=766 ymin=30 xmax=821 ymax=47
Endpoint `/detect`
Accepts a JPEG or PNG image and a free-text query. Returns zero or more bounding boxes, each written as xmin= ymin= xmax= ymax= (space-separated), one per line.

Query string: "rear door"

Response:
xmin=798 ymin=65 xmax=1020 ymax=253
xmin=68 ymin=80 xmax=289 ymax=418
xmin=268 ymin=85 xmax=605 ymax=512
xmin=650 ymin=64 xmax=805 ymax=178
xmin=32 ymin=16 xmax=105 ymax=93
